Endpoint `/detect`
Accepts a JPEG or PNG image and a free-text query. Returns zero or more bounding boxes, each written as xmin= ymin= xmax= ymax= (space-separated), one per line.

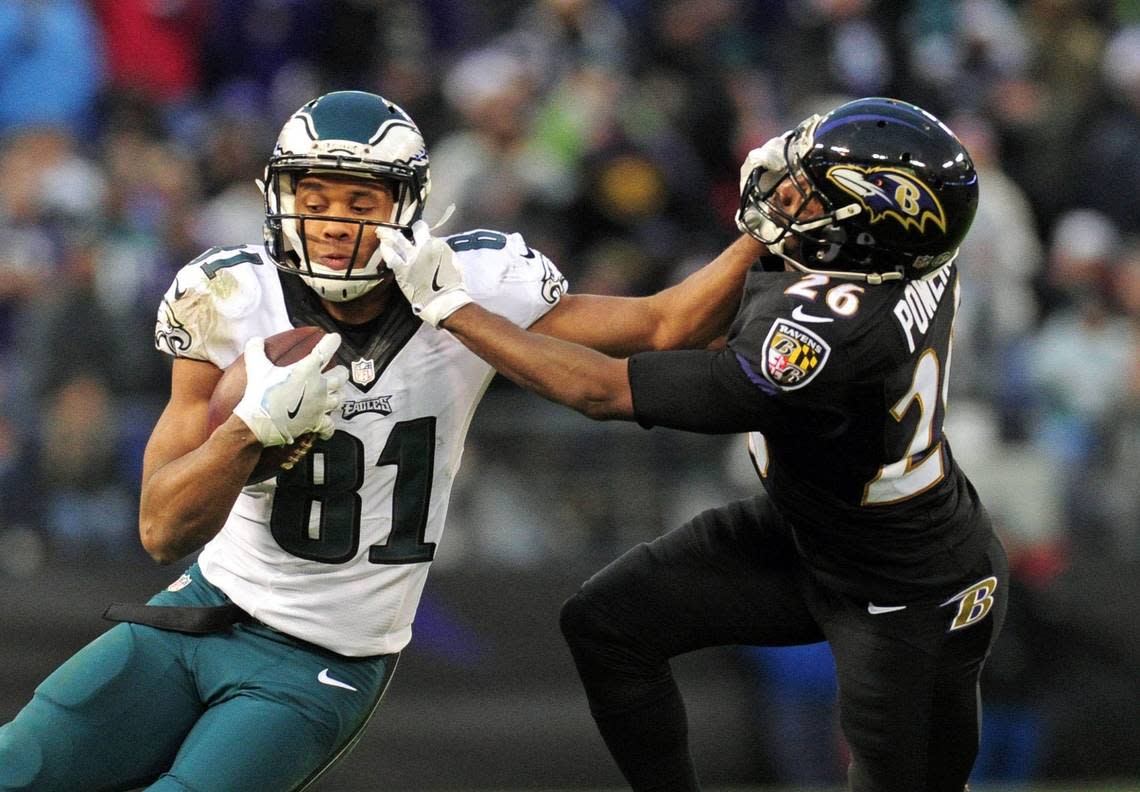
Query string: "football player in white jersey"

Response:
xmin=0 ymin=90 xmax=763 ymax=791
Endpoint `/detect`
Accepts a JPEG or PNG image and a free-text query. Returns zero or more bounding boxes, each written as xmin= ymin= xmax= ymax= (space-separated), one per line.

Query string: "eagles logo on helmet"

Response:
xmin=738 ymin=97 xmax=978 ymax=284
xmin=261 ymin=90 xmax=432 ymax=302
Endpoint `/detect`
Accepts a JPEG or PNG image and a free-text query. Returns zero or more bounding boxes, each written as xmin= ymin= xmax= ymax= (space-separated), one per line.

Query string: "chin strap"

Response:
xmin=786 ymin=258 xmax=905 ymax=284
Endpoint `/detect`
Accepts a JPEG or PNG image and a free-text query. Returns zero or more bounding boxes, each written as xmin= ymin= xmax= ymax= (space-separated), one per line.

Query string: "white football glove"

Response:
xmin=378 ymin=220 xmax=472 ymax=328
xmin=233 ymin=333 xmax=348 ymax=447
xmin=735 ymin=130 xmax=794 ymax=235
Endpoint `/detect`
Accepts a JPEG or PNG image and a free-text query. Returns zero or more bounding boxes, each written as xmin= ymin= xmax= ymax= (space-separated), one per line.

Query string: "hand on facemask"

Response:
xmin=735 ymin=131 xmax=793 ymax=235
xmin=378 ymin=221 xmax=472 ymax=328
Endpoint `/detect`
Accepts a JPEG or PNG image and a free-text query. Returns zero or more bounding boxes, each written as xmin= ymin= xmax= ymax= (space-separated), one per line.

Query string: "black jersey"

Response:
xmin=628 ymin=262 xmax=991 ymax=601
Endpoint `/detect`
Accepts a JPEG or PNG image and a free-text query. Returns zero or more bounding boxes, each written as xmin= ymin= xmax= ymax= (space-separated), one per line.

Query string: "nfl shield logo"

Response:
xmin=351 ymin=357 xmax=376 ymax=386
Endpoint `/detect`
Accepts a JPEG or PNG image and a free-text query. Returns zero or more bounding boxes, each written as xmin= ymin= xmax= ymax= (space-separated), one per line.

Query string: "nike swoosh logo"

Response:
xmin=287 ymin=386 xmax=306 ymax=419
xmin=791 ymin=305 xmax=833 ymax=323
xmin=173 ymin=278 xmax=186 ymax=300
xmin=317 ymin=668 xmax=358 ymax=691
xmin=431 ymin=266 xmax=444 ymax=292
xmin=867 ymin=603 xmax=908 ymax=615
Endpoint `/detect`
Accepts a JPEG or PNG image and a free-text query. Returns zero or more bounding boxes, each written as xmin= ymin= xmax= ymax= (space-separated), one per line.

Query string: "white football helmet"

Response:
xmin=263 ymin=91 xmax=431 ymax=301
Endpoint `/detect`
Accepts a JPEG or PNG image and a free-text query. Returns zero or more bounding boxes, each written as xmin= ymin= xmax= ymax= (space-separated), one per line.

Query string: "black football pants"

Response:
xmin=560 ymin=494 xmax=1007 ymax=792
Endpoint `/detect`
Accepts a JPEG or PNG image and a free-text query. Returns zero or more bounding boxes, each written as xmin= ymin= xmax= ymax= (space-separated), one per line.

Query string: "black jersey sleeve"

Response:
xmin=628 ymin=348 xmax=775 ymax=434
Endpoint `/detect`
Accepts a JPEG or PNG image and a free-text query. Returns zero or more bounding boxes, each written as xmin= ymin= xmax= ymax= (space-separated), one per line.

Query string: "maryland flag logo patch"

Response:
xmin=762 ymin=319 xmax=831 ymax=389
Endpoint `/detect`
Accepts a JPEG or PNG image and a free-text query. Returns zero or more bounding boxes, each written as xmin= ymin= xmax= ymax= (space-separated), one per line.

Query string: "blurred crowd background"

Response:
xmin=1 ymin=0 xmax=1138 ymax=788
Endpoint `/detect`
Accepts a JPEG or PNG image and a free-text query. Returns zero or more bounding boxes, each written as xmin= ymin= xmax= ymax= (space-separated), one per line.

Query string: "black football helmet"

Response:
xmin=738 ymin=97 xmax=979 ymax=283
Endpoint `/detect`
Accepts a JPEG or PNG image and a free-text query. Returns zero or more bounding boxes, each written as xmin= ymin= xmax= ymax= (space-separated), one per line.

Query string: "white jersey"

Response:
xmin=154 ymin=230 xmax=566 ymax=656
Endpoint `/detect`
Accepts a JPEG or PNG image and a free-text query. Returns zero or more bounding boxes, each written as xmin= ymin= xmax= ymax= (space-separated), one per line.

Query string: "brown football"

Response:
xmin=207 ymin=326 xmax=331 ymax=484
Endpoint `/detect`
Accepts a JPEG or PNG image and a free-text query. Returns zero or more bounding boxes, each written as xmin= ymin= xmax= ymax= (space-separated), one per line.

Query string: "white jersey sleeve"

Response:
xmin=154 ymin=245 xmax=287 ymax=369
xmin=446 ymin=229 xmax=568 ymax=328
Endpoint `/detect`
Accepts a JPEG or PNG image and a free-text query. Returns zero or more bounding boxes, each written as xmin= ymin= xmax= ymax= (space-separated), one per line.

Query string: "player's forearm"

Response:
xmin=443 ymin=304 xmax=635 ymax=420
xmin=647 ymin=234 xmax=762 ymax=349
xmin=139 ymin=416 xmax=261 ymax=564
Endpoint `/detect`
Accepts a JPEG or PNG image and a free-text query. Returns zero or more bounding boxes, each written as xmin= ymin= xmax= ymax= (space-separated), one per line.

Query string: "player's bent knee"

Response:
xmin=559 ymin=591 xmax=609 ymax=648
xmin=560 ymin=592 xmax=659 ymax=668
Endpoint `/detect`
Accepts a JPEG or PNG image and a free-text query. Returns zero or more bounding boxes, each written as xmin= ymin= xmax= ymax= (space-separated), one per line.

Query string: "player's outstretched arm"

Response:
xmin=442 ymin=303 xmax=635 ymax=421
xmin=529 ymin=234 xmax=764 ymax=356
xmin=385 ymin=223 xmax=636 ymax=419
xmin=380 ymin=218 xmax=762 ymax=358
xmin=530 ymin=132 xmax=791 ymax=356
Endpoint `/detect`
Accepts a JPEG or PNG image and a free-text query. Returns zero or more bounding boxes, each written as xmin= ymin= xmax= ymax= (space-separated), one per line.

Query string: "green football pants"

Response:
xmin=0 ymin=564 xmax=398 ymax=792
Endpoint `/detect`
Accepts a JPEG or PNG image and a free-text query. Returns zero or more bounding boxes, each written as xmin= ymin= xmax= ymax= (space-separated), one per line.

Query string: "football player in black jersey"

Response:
xmin=387 ymin=97 xmax=1006 ymax=792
